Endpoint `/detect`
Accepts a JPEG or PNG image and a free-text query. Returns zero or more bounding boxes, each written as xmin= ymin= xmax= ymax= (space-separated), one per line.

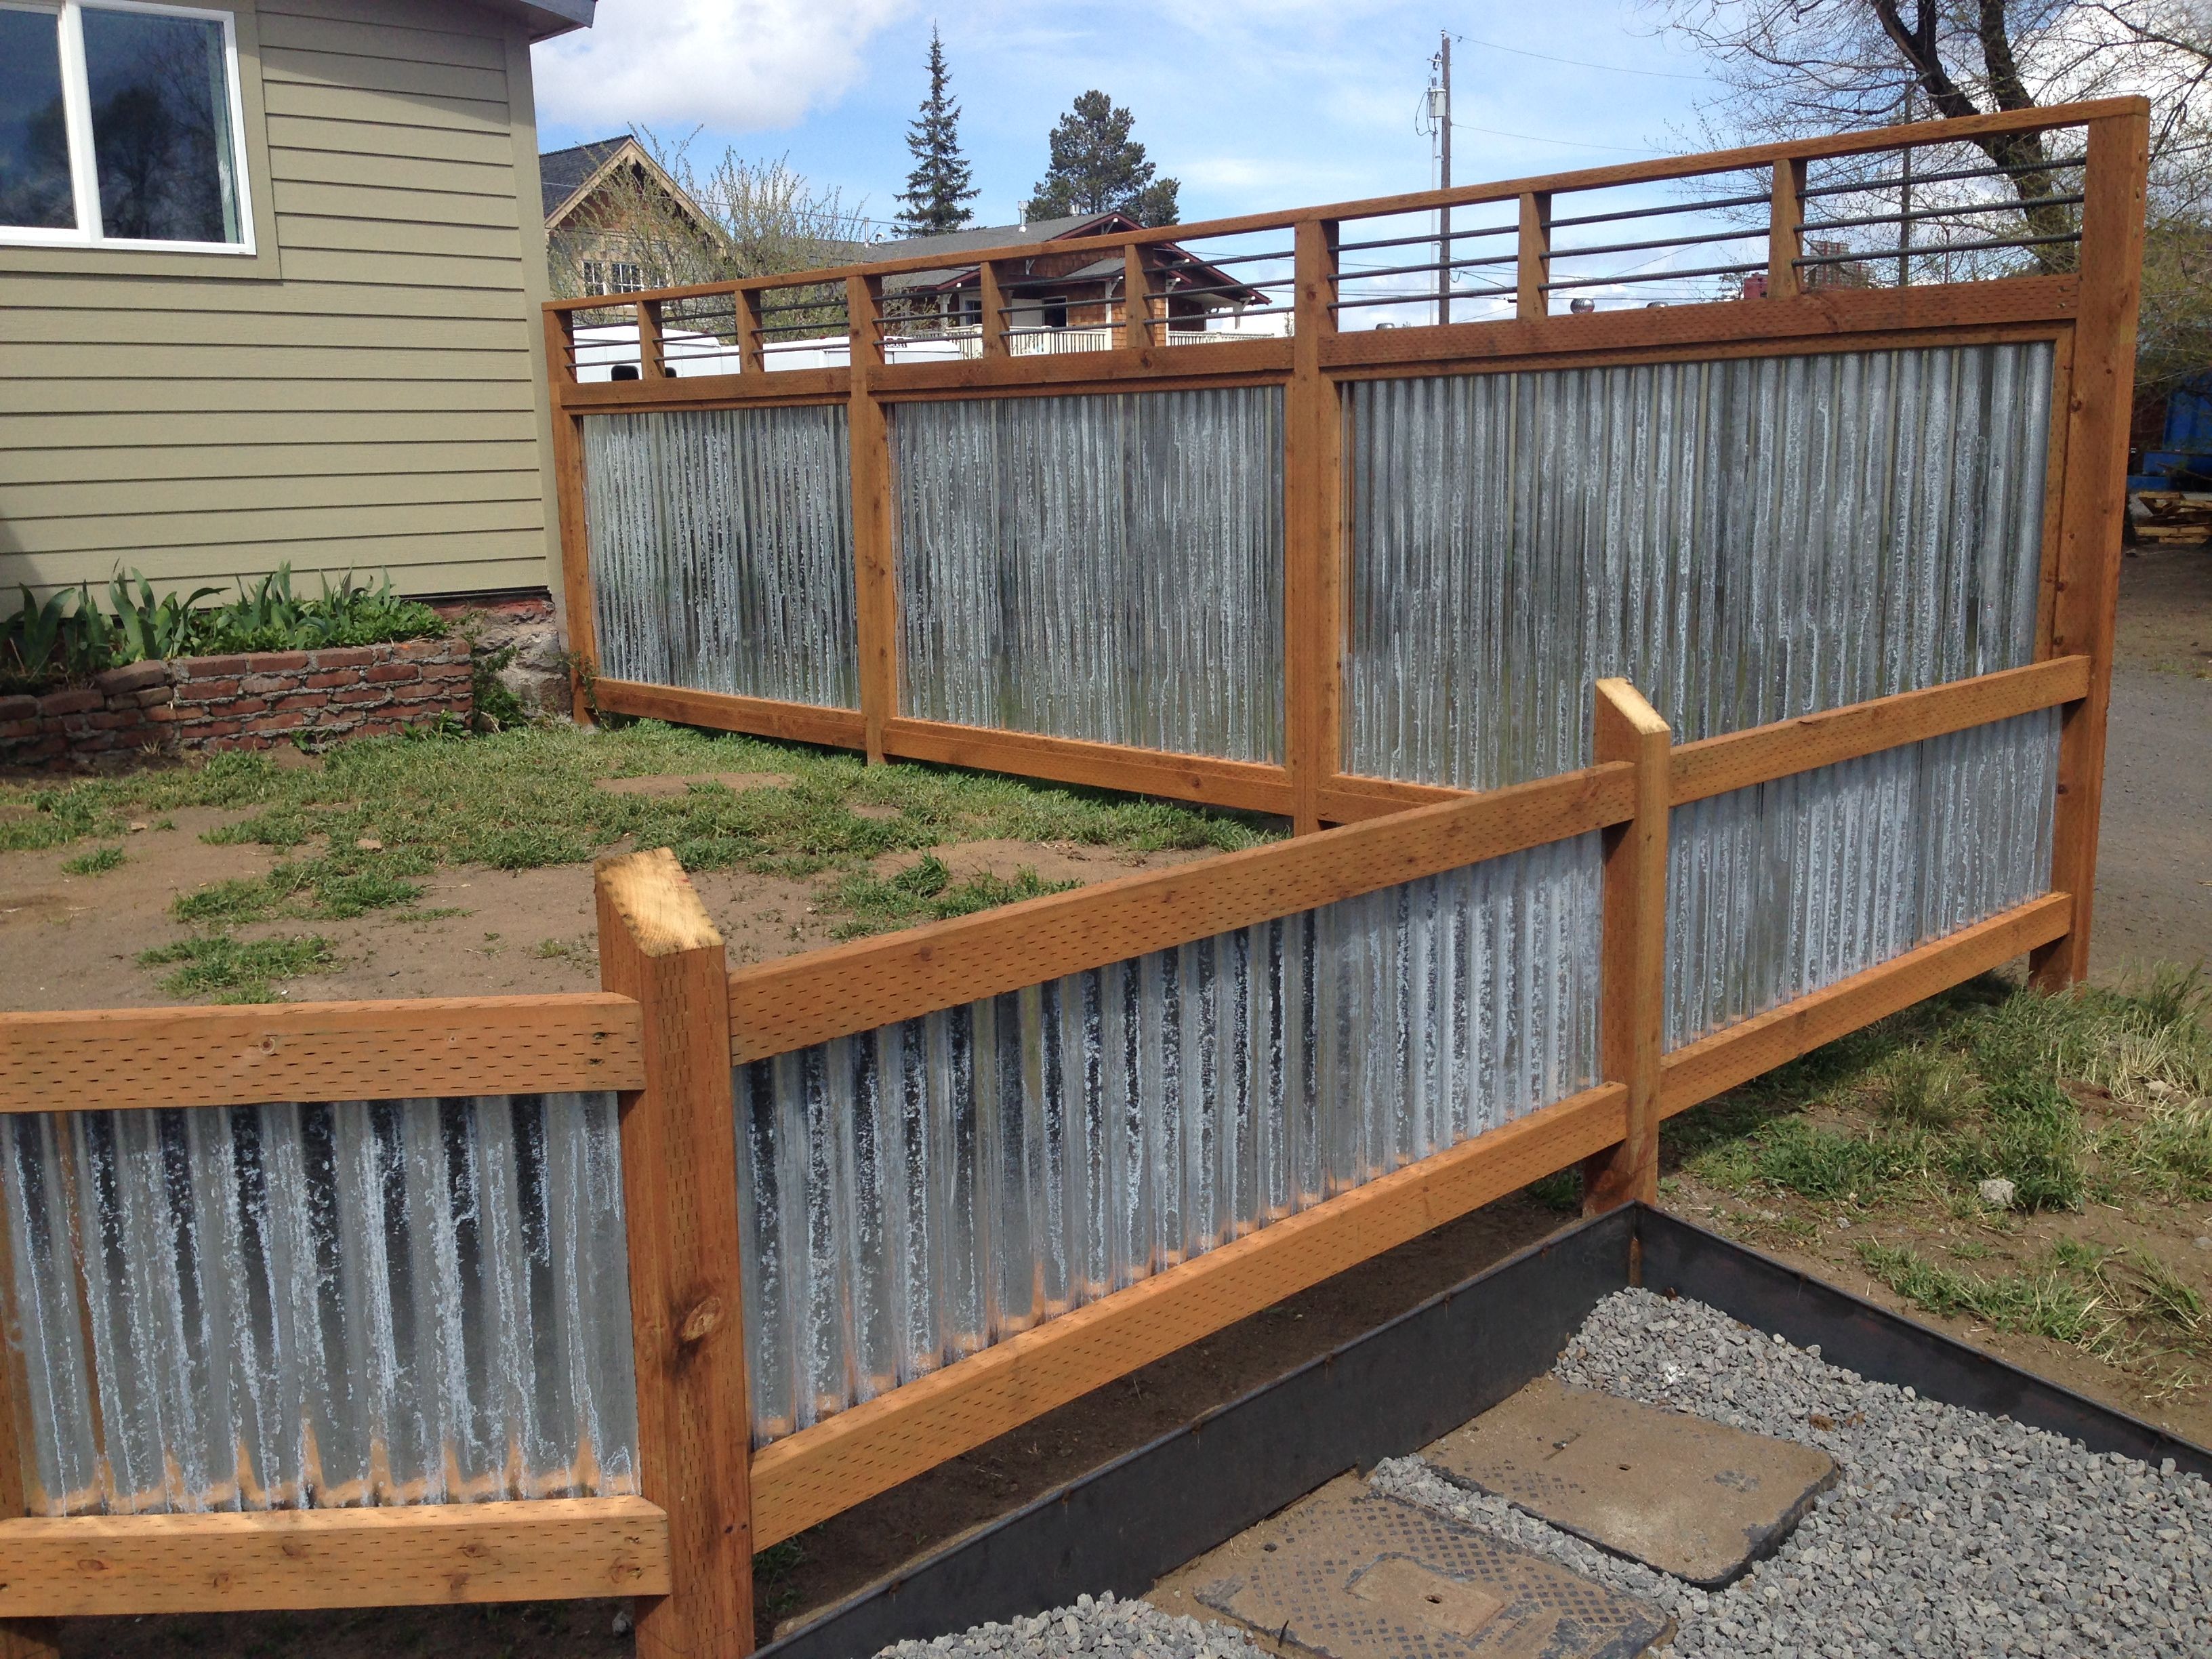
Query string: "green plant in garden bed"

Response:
xmin=1 ymin=566 xmax=445 ymax=693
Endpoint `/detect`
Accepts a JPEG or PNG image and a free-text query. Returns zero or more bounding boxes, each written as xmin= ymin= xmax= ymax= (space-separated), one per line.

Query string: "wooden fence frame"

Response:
xmin=0 ymin=656 xmax=2090 ymax=1655
xmin=542 ymin=98 xmax=2147 ymax=994
xmin=0 ymin=101 xmax=2142 ymax=1659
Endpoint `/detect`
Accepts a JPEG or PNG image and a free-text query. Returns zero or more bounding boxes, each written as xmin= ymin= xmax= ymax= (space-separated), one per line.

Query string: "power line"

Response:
xmin=1450 ymin=31 xmax=1713 ymax=82
xmin=1450 ymin=120 xmax=1646 ymax=154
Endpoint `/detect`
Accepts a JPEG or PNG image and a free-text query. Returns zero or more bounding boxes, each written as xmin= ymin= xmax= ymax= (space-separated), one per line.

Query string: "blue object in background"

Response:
xmin=2130 ymin=370 xmax=2212 ymax=491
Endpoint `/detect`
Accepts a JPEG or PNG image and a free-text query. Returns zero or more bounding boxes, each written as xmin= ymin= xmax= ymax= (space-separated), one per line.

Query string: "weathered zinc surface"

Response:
xmin=1 ymin=1091 xmax=638 ymax=1516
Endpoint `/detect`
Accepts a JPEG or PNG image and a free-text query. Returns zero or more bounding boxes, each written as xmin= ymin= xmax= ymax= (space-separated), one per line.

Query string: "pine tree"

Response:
xmin=895 ymin=29 xmax=978 ymax=237
xmin=1022 ymin=91 xmax=1179 ymax=226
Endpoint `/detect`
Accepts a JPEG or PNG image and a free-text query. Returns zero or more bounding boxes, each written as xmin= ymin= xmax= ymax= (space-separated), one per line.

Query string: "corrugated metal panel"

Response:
xmin=1345 ymin=344 xmax=2054 ymax=788
xmin=582 ymin=406 xmax=860 ymax=708
xmin=0 ymin=1093 xmax=636 ymax=1517
xmin=735 ymin=834 xmax=1600 ymax=1444
xmin=894 ymin=388 xmax=1286 ymax=761
xmin=1666 ymin=708 xmax=2059 ymax=1049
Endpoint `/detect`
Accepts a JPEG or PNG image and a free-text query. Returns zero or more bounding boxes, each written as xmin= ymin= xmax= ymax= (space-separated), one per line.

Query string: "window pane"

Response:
xmin=82 ymin=6 xmax=241 ymax=244
xmin=0 ymin=8 xmax=75 ymax=230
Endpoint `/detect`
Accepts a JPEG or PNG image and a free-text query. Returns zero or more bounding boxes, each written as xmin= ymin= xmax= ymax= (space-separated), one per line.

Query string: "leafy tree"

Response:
xmin=1023 ymin=90 xmax=1180 ymax=225
xmin=896 ymin=28 xmax=979 ymax=236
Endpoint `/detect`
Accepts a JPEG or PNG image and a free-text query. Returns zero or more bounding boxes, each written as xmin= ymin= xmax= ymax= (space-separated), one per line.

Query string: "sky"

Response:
xmin=531 ymin=1 xmax=1728 ymax=238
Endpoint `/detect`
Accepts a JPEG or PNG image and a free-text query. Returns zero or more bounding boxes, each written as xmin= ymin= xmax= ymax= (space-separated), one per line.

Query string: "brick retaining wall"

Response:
xmin=0 ymin=636 xmax=471 ymax=771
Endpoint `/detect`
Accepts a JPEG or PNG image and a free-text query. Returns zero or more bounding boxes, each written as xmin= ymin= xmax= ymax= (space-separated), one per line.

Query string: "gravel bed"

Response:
xmin=872 ymin=1591 xmax=1269 ymax=1659
xmin=1373 ymin=1286 xmax=2212 ymax=1658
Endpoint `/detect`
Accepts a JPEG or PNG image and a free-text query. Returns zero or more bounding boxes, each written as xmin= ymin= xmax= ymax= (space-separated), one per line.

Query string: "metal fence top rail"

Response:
xmin=544 ymin=98 xmax=2144 ymax=315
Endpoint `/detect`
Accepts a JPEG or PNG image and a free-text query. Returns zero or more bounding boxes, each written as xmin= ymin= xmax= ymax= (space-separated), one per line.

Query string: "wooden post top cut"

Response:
xmin=594 ymin=848 xmax=722 ymax=958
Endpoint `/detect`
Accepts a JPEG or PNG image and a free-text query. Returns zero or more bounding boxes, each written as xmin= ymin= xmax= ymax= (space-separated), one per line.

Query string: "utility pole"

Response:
xmin=1437 ymin=32 xmax=1452 ymax=325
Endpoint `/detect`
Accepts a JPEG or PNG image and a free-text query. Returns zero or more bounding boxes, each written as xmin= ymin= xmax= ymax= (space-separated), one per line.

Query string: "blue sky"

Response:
xmin=533 ymin=1 xmax=1727 ymax=236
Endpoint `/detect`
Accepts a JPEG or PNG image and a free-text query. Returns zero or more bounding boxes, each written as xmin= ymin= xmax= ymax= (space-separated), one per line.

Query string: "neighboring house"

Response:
xmin=0 ymin=0 xmax=594 ymax=605
xmin=541 ymin=134 xmax=722 ymax=298
xmin=877 ymin=213 xmax=1271 ymax=338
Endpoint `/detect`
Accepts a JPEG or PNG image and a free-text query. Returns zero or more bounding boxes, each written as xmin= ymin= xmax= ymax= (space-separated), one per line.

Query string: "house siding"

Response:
xmin=0 ymin=0 xmax=561 ymax=602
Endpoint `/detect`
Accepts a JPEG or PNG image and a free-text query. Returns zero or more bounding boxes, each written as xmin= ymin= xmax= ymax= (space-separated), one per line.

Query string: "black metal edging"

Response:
xmin=758 ymin=1209 xmax=1633 ymax=1659
xmin=762 ymin=1202 xmax=2212 ymax=1659
xmin=1637 ymin=1205 xmax=2212 ymax=1479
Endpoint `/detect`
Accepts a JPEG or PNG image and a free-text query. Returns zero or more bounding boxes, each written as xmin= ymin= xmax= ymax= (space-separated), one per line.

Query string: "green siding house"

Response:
xmin=0 ymin=0 xmax=593 ymax=604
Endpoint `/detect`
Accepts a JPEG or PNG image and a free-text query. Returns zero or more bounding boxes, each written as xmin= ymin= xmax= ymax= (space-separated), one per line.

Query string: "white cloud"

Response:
xmin=534 ymin=0 xmax=913 ymax=134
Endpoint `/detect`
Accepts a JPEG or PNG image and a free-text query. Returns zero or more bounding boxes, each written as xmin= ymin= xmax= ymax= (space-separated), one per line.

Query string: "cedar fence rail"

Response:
xmin=1 ymin=98 xmax=2146 ymax=1659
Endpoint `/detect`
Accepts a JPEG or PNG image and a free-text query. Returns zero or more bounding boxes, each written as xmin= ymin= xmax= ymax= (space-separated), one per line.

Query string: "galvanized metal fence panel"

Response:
xmin=0 ymin=1093 xmax=636 ymax=1516
xmin=893 ymin=388 xmax=1286 ymax=762
xmin=734 ymin=834 xmax=1601 ymax=1444
xmin=582 ymin=406 xmax=860 ymax=708
xmin=1345 ymin=344 xmax=2054 ymax=789
xmin=1667 ymin=708 xmax=2060 ymax=1049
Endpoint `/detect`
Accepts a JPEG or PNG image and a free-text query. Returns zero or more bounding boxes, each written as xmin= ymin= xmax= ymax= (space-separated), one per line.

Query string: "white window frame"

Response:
xmin=0 ymin=0 xmax=255 ymax=255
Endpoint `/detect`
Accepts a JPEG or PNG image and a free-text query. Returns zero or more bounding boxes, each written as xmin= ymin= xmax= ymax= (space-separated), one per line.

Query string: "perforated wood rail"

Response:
xmin=0 ymin=1498 xmax=670 ymax=1617
xmin=726 ymin=762 xmax=1633 ymax=1063
xmin=0 ymin=995 xmax=644 ymax=1115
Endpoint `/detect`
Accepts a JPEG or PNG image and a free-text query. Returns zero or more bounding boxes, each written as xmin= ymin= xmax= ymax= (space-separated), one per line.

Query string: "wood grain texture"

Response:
xmin=747 ymin=1080 xmax=1629 ymax=1546
xmin=848 ymin=275 xmax=897 ymax=766
xmin=544 ymin=308 xmax=596 ymax=724
xmin=0 ymin=1499 xmax=669 ymax=1617
xmin=1584 ymin=681 xmax=1670 ymax=1212
xmin=1315 ymin=773 xmax=1476 ymax=821
xmin=592 ymin=680 xmax=867 ymax=749
xmin=597 ymin=851 xmax=755 ymax=1658
xmin=1661 ymin=893 xmax=2074 ymax=1119
xmin=882 ymin=718 xmax=1294 ymax=813
xmin=1286 ymin=218 xmax=1343 ymax=836
xmin=1124 ymin=245 xmax=1151 ymax=348
xmin=979 ymin=262 xmax=1008 ymax=358
xmin=1767 ymin=160 xmax=1805 ymax=300
xmin=2032 ymin=110 xmax=2151 ymax=989
xmin=0 ymin=996 xmax=644 ymax=1114
xmin=560 ymin=368 xmax=848 ymax=411
xmin=1517 ymin=192 xmax=1550 ymax=320
xmin=636 ymin=300 xmax=668 ymax=380
xmin=1667 ymin=657 xmax=2091 ymax=806
xmin=0 ymin=1623 xmax=56 ymax=1659
xmin=1318 ymin=276 xmax=2076 ymax=375
xmin=728 ymin=765 xmax=1633 ymax=1063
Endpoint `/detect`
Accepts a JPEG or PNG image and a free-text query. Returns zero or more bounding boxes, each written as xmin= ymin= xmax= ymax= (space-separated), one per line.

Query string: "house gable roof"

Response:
xmin=540 ymin=135 xmax=719 ymax=241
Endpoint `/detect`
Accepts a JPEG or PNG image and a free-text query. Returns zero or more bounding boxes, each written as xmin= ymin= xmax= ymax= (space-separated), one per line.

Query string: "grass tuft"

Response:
xmin=138 ymin=933 xmax=337 ymax=1003
xmin=829 ymin=855 xmax=1077 ymax=937
xmin=59 ymin=844 xmax=125 ymax=876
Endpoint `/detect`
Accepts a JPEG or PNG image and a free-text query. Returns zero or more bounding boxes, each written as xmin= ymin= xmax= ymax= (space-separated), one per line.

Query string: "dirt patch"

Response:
xmin=2116 ymin=541 xmax=2212 ymax=675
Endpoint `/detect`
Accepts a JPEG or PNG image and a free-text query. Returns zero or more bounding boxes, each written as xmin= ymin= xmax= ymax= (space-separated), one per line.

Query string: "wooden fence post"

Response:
xmin=2031 ymin=105 xmax=2150 ymax=989
xmin=847 ymin=275 xmax=898 ymax=765
xmin=1584 ymin=679 xmax=1671 ymax=1211
xmin=1123 ymin=244 xmax=1153 ymax=350
xmin=979 ymin=261 xmax=1009 ymax=358
xmin=598 ymin=848 xmax=755 ymax=1658
xmin=1516 ymin=192 xmax=1551 ymax=321
xmin=1286 ymin=217 xmax=1343 ymax=838
xmin=1767 ymin=159 xmax=1806 ymax=300
xmin=638 ymin=299 xmax=669 ymax=380
xmin=544 ymin=306 xmax=598 ymax=726
xmin=736 ymin=287 xmax=766 ymax=375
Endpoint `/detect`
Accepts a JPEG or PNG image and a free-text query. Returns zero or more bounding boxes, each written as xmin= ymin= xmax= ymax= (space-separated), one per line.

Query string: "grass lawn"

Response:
xmin=0 ymin=720 xmax=1274 ymax=1002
